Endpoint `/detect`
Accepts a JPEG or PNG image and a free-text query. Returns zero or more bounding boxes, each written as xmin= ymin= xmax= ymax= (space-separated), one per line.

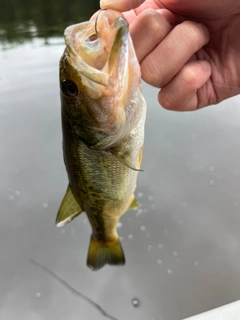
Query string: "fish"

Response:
xmin=56 ymin=12 xmax=146 ymax=270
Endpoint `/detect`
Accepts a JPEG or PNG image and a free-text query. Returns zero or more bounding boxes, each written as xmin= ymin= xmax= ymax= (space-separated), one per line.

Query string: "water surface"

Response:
xmin=1 ymin=2 xmax=240 ymax=320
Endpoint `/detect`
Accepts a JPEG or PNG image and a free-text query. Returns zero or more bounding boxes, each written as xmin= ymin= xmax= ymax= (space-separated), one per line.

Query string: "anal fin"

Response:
xmin=56 ymin=185 xmax=83 ymax=227
xmin=128 ymin=195 xmax=141 ymax=210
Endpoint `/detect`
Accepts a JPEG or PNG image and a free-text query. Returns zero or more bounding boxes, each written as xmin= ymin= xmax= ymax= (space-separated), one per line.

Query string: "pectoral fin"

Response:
xmin=56 ymin=185 xmax=83 ymax=227
xmin=111 ymin=149 xmax=143 ymax=172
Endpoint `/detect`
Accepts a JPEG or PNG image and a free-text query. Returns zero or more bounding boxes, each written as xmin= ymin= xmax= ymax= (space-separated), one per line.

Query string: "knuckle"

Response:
xmin=158 ymin=91 xmax=175 ymax=110
xmin=139 ymin=9 xmax=167 ymax=34
xmin=141 ymin=57 xmax=164 ymax=87
xmin=178 ymin=21 xmax=209 ymax=49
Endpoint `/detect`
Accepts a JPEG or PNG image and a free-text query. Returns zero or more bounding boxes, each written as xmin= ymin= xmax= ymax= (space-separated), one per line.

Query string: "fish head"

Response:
xmin=60 ymin=12 xmax=143 ymax=149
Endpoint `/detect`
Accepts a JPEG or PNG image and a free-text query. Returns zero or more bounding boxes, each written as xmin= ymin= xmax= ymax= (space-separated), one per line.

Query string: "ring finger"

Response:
xmin=158 ymin=60 xmax=212 ymax=111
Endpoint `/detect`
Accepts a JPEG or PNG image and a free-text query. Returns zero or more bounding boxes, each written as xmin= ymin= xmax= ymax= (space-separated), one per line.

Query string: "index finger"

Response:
xmin=100 ymin=0 xmax=166 ymax=24
xmin=100 ymin=0 xmax=145 ymax=11
xmin=90 ymin=9 xmax=123 ymax=23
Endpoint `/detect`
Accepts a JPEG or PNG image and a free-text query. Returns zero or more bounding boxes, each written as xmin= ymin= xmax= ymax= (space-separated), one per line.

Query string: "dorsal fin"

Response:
xmin=56 ymin=185 xmax=83 ymax=227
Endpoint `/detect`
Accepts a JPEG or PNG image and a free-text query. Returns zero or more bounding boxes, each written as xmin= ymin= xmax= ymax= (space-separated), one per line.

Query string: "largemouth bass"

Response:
xmin=56 ymin=12 xmax=146 ymax=270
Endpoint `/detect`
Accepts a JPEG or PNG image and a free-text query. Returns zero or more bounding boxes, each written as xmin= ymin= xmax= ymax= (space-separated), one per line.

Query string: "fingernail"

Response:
xmin=100 ymin=0 xmax=117 ymax=8
xmin=156 ymin=9 xmax=176 ymax=26
xmin=198 ymin=60 xmax=211 ymax=72
xmin=198 ymin=23 xmax=210 ymax=40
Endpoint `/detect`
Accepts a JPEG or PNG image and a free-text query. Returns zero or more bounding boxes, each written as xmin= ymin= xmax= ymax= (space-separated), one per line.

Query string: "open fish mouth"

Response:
xmin=64 ymin=16 xmax=129 ymax=87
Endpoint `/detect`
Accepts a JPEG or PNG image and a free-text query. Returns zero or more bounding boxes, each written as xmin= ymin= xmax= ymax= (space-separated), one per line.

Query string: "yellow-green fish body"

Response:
xmin=57 ymin=13 xmax=146 ymax=270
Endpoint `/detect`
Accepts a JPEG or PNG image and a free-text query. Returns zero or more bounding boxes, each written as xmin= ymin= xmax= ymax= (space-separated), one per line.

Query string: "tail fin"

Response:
xmin=87 ymin=236 xmax=125 ymax=271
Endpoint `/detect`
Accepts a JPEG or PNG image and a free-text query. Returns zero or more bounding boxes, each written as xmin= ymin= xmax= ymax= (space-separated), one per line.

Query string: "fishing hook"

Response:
xmin=95 ymin=9 xmax=107 ymax=35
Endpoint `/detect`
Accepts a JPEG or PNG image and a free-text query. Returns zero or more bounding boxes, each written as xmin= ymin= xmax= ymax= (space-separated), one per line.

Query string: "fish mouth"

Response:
xmin=64 ymin=17 xmax=129 ymax=87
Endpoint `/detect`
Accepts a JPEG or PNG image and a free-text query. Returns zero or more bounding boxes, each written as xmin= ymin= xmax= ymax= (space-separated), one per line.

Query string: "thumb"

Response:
xmin=100 ymin=0 xmax=145 ymax=11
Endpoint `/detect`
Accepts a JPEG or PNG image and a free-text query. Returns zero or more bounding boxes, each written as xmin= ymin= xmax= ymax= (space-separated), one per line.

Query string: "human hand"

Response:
xmin=100 ymin=0 xmax=240 ymax=111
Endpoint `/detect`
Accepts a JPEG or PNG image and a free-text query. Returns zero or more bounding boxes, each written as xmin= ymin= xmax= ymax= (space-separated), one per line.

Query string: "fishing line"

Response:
xmin=95 ymin=9 xmax=107 ymax=36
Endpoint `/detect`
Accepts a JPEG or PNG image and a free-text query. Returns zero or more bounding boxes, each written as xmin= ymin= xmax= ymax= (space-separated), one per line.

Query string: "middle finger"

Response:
xmin=130 ymin=8 xmax=176 ymax=62
xmin=141 ymin=20 xmax=210 ymax=87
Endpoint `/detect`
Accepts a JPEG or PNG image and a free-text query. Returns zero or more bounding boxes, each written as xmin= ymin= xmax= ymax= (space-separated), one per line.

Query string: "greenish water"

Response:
xmin=0 ymin=0 xmax=99 ymax=45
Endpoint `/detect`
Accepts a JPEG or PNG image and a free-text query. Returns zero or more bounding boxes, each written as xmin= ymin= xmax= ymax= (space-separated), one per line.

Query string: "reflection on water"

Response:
xmin=0 ymin=0 xmax=99 ymax=46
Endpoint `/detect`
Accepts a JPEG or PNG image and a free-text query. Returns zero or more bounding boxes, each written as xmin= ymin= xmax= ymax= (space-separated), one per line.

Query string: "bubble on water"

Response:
xmin=173 ymin=252 xmax=178 ymax=257
xmin=167 ymin=269 xmax=172 ymax=275
xmin=117 ymin=222 xmax=122 ymax=229
xmin=147 ymin=245 xmax=153 ymax=251
xmin=209 ymin=166 xmax=215 ymax=172
xmin=128 ymin=234 xmax=133 ymax=240
xmin=158 ymin=243 xmax=163 ymax=249
xmin=157 ymin=260 xmax=162 ymax=265
xmin=194 ymin=261 xmax=199 ymax=266
xmin=8 ymin=195 xmax=14 ymax=201
xmin=60 ymin=229 xmax=65 ymax=234
xmin=131 ymin=298 xmax=140 ymax=308
xmin=15 ymin=191 xmax=20 ymax=196
xmin=138 ymin=192 xmax=143 ymax=198
xmin=146 ymin=233 xmax=151 ymax=238
xmin=42 ymin=203 xmax=48 ymax=208
xmin=135 ymin=209 xmax=143 ymax=217
xmin=164 ymin=228 xmax=169 ymax=234
xmin=148 ymin=196 xmax=154 ymax=201
xmin=36 ymin=293 xmax=41 ymax=297
xmin=140 ymin=226 xmax=146 ymax=232
xmin=210 ymin=180 xmax=215 ymax=186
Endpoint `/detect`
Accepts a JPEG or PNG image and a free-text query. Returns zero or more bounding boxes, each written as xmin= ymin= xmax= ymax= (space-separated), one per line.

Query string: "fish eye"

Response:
xmin=61 ymin=79 xmax=78 ymax=97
